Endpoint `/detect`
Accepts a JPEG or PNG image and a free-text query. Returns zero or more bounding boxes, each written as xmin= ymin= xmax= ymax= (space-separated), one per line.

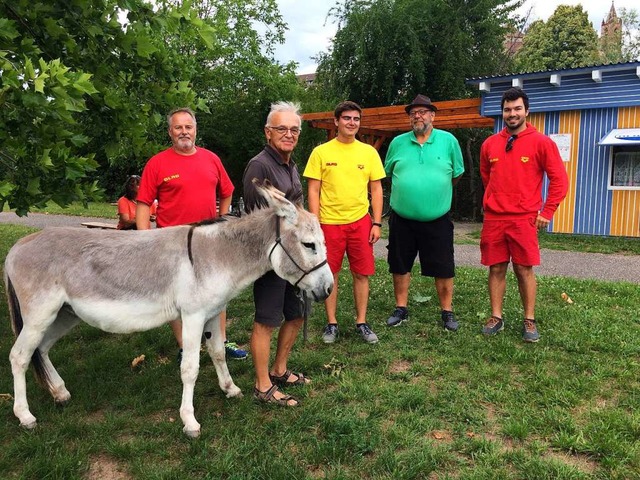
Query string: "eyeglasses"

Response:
xmin=408 ymin=109 xmax=433 ymax=118
xmin=505 ymin=135 xmax=517 ymax=152
xmin=340 ymin=115 xmax=361 ymax=122
xmin=267 ymin=126 xmax=301 ymax=136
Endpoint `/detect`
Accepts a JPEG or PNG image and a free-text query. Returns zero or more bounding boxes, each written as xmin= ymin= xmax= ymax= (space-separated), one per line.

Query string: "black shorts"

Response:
xmin=386 ymin=211 xmax=455 ymax=278
xmin=253 ymin=270 xmax=305 ymax=327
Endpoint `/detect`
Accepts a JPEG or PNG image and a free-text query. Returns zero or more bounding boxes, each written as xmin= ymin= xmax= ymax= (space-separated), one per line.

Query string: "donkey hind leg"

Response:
xmin=203 ymin=313 xmax=242 ymax=399
xmin=10 ymin=308 xmax=61 ymax=429
xmin=37 ymin=306 xmax=82 ymax=405
xmin=178 ymin=313 xmax=209 ymax=438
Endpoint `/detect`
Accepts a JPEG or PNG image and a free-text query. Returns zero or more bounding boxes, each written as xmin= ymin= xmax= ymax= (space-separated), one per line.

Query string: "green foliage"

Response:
xmin=620 ymin=8 xmax=640 ymax=62
xmin=316 ymin=0 xmax=524 ymax=107
xmin=515 ymin=5 xmax=600 ymax=71
xmin=0 ymin=0 xmax=304 ymax=210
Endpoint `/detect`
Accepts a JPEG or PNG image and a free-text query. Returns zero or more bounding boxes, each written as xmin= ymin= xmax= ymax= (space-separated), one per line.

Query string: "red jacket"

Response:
xmin=480 ymin=123 xmax=568 ymax=220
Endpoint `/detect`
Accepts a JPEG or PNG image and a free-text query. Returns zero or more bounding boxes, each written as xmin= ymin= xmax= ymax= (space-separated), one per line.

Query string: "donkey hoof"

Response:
xmin=20 ymin=419 xmax=37 ymax=430
xmin=225 ymin=385 xmax=242 ymax=398
xmin=183 ymin=427 xmax=201 ymax=438
xmin=54 ymin=391 xmax=71 ymax=405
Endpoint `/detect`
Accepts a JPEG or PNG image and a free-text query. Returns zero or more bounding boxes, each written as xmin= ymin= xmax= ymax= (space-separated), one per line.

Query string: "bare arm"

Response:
xmin=369 ymin=179 xmax=383 ymax=243
xmin=118 ymin=212 xmax=137 ymax=229
xmin=218 ymin=195 xmax=232 ymax=216
xmin=307 ymin=178 xmax=321 ymax=217
xmin=136 ymin=202 xmax=151 ymax=230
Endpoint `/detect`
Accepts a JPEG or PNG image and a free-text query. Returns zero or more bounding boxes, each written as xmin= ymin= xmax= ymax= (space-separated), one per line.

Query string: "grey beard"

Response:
xmin=412 ymin=124 xmax=428 ymax=135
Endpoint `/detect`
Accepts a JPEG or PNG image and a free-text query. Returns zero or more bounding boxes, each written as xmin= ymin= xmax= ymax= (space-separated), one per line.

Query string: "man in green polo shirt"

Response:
xmin=384 ymin=94 xmax=464 ymax=331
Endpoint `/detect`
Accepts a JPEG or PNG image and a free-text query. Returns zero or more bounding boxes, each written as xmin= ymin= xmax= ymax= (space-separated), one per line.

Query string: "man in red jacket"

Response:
xmin=479 ymin=87 xmax=568 ymax=342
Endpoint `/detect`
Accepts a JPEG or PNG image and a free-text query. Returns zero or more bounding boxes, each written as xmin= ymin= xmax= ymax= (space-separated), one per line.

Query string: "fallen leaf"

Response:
xmin=0 ymin=393 xmax=13 ymax=402
xmin=413 ymin=294 xmax=432 ymax=303
xmin=131 ymin=354 xmax=146 ymax=368
xmin=561 ymin=292 xmax=574 ymax=304
xmin=466 ymin=431 xmax=475 ymax=438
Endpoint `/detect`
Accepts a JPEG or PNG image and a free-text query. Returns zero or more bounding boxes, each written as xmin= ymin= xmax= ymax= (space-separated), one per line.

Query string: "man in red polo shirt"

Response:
xmin=136 ymin=107 xmax=247 ymax=360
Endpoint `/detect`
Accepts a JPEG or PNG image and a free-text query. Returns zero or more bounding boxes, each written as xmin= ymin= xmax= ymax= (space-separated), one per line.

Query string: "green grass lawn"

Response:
xmin=3 ymin=201 xmax=117 ymax=218
xmin=0 ymin=223 xmax=638 ymax=479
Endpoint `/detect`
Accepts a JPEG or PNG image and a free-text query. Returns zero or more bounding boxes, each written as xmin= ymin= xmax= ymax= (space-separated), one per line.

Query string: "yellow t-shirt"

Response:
xmin=303 ymin=138 xmax=386 ymax=224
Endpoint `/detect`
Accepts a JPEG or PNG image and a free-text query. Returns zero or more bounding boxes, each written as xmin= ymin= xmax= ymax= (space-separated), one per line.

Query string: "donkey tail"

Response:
xmin=6 ymin=274 xmax=51 ymax=388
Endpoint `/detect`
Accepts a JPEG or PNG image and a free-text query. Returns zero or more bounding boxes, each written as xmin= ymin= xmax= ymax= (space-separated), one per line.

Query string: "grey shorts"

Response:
xmin=253 ymin=270 xmax=305 ymax=327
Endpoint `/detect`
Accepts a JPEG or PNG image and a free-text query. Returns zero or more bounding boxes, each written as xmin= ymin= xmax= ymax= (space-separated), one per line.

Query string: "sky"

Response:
xmin=272 ymin=0 xmax=638 ymax=74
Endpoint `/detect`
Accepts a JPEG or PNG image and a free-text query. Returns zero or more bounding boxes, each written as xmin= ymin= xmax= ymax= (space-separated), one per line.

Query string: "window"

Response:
xmin=610 ymin=147 xmax=640 ymax=189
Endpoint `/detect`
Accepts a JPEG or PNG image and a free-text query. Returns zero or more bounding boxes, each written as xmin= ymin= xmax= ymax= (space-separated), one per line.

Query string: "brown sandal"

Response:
xmin=269 ymin=369 xmax=311 ymax=387
xmin=253 ymin=385 xmax=298 ymax=407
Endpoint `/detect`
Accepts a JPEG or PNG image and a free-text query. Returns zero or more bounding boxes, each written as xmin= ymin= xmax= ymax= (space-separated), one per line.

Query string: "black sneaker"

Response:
xmin=386 ymin=307 xmax=409 ymax=327
xmin=441 ymin=310 xmax=459 ymax=332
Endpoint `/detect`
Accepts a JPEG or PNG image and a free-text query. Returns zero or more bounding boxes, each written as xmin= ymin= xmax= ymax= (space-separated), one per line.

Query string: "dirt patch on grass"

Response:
xmin=430 ymin=430 xmax=453 ymax=442
xmin=545 ymin=450 xmax=599 ymax=474
xmin=388 ymin=359 xmax=412 ymax=374
xmin=85 ymin=454 xmax=131 ymax=480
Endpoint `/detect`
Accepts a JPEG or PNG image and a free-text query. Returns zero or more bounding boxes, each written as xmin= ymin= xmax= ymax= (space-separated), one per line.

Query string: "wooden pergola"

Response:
xmin=301 ymin=98 xmax=494 ymax=150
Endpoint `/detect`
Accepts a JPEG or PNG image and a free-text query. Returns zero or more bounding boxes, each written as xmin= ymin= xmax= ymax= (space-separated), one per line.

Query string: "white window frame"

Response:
xmin=607 ymin=146 xmax=640 ymax=191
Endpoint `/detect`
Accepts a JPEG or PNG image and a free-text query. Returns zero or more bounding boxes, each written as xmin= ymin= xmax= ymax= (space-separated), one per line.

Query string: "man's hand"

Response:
xmin=369 ymin=224 xmax=381 ymax=243
xmin=535 ymin=214 xmax=550 ymax=230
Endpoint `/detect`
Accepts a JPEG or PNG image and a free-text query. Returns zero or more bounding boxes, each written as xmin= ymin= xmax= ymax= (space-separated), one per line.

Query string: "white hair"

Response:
xmin=265 ymin=101 xmax=302 ymax=127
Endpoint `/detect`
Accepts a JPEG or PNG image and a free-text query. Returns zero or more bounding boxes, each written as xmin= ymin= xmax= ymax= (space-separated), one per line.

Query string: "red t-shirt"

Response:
xmin=137 ymin=147 xmax=234 ymax=227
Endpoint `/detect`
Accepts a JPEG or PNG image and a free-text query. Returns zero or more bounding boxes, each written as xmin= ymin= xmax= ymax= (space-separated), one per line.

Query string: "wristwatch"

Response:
xmin=372 ymin=222 xmax=382 ymax=227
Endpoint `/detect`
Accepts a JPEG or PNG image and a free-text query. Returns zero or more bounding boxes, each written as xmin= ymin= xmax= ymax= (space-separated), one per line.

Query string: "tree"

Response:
xmin=0 ymin=0 xmax=300 ymax=213
xmin=315 ymin=0 xmax=524 ymax=107
xmin=620 ymin=8 xmax=640 ymax=62
xmin=515 ymin=5 xmax=599 ymax=71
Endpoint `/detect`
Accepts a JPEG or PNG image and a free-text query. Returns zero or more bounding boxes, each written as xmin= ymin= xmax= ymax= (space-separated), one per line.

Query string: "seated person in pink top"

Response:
xmin=116 ymin=175 xmax=156 ymax=230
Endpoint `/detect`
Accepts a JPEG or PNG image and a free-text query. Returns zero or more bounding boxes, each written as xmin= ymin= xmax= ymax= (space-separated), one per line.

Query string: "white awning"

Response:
xmin=598 ymin=128 xmax=640 ymax=146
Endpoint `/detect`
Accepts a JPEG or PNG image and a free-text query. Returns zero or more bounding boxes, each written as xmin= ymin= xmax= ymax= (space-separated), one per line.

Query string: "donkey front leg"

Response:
xmin=203 ymin=313 xmax=242 ymax=398
xmin=178 ymin=314 xmax=207 ymax=438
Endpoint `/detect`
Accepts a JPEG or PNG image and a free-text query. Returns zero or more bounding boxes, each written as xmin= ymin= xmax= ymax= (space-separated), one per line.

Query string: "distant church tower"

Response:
xmin=600 ymin=1 xmax=622 ymax=62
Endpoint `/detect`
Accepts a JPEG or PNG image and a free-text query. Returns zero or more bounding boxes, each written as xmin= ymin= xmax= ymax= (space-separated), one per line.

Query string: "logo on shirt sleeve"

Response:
xmin=163 ymin=174 xmax=180 ymax=182
xmin=325 ymin=162 xmax=337 ymax=167
xmin=520 ymin=157 xmax=529 ymax=163
xmin=489 ymin=158 xmax=499 ymax=163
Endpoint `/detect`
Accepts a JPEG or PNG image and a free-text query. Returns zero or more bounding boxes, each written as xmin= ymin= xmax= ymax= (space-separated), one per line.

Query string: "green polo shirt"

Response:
xmin=384 ymin=129 xmax=464 ymax=221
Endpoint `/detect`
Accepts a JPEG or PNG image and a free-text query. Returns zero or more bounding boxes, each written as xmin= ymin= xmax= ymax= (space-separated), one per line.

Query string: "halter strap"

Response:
xmin=268 ymin=216 xmax=327 ymax=287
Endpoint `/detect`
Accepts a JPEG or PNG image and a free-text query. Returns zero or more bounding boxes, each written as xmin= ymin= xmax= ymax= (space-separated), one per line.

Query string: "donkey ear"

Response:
xmin=253 ymin=178 xmax=299 ymax=223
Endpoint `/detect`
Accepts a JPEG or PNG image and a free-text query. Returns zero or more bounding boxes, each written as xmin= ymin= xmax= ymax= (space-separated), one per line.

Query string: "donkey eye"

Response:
xmin=302 ymin=242 xmax=316 ymax=250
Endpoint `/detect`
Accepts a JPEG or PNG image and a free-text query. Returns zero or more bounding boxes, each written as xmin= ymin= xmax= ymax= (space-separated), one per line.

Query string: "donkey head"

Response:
xmin=254 ymin=180 xmax=333 ymax=301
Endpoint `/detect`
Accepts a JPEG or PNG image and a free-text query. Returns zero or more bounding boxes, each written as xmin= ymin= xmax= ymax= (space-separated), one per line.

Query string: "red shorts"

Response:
xmin=321 ymin=215 xmax=375 ymax=275
xmin=480 ymin=217 xmax=540 ymax=267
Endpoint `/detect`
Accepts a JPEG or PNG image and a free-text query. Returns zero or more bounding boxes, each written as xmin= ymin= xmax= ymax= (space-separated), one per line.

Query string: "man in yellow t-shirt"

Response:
xmin=303 ymin=101 xmax=386 ymax=344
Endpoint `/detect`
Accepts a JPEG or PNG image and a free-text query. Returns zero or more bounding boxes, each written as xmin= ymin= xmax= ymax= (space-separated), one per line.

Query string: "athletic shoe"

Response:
xmin=522 ymin=319 xmax=540 ymax=343
xmin=355 ymin=323 xmax=379 ymax=344
xmin=482 ymin=316 xmax=504 ymax=335
xmin=386 ymin=307 xmax=409 ymax=327
xmin=225 ymin=341 xmax=248 ymax=360
xmin=441 ymin=310 xmax=459 ymax=332
xmin=322 ymin=324 xmax=339 ymax=343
